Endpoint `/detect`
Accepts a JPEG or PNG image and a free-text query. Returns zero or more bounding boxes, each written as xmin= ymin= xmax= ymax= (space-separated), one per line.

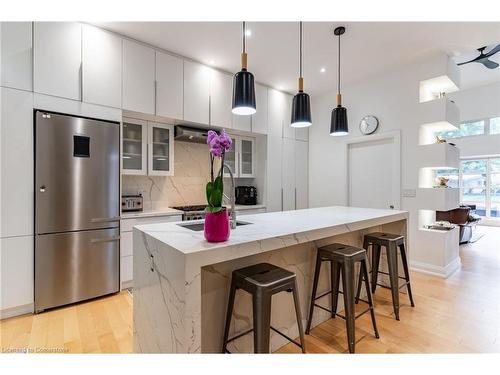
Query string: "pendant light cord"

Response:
xmin=299 ymin=22 xmax=303 ymax=79
xmin=337 ymin=32 xmax=341 ymax=95
xmin=243 ymin=21 xmax=246 ymax=53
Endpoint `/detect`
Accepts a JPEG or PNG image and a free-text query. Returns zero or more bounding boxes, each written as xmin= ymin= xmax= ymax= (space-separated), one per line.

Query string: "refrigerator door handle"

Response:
xmin=90 ymin=235 xmax=121 ymax=244
xmin=91 ymin=217 xmax=121 ymax=223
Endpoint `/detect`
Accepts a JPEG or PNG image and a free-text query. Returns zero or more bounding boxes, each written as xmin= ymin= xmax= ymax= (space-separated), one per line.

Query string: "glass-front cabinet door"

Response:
xmin=223 ymin=138 xmax=237 ymax=178
xmin=239 ymin=137 xmax=255 ymax=178
xmin=148 ymin=122 xmax=174 ymax=176
xmin=122 ymin=118 xmax=147 ymax=175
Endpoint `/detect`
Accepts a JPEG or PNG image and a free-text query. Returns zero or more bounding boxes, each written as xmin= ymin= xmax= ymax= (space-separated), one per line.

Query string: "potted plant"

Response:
xmin=204 ymin=129 xmax=232 ymax=242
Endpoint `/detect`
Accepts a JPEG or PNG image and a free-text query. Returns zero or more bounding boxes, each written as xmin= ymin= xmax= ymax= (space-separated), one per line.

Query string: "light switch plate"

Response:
xmin=402 ymin=189 xmax=416 ymax=198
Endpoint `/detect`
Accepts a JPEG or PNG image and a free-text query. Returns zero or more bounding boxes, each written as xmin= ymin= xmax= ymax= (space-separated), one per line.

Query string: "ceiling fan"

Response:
xmin=457 ymin=44 xmax=500 ymax=69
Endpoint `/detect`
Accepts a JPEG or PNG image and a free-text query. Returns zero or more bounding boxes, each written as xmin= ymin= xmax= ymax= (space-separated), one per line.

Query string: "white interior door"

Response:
xmin=348 ymin=135 xmax=400 ymax=210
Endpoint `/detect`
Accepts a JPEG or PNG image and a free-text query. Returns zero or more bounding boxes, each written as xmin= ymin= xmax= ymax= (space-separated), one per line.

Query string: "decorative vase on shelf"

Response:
xmin=203 ymin=129 xmax=233 ymax=243
xmin=204 ymin=208 xmax=230 ymax=242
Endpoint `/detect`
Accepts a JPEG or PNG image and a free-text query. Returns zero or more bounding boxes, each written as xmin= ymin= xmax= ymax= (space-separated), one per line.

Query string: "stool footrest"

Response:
xmin=270 ymin=326 xmax=304 ymax=349
xmin=225 ymin=328 xmax=254 ymax=344
xmin=313 ymin=303 xmax=334 ymax=314
xmin=314 ymin=290 xmax=342 ymax=301
xmin=375 ymin=281 xmax=410 ymax=290
xmin=225 ymin=326 xmax=304 ymax=351
xmin=368 ymin=269 xmax=407 ymax=280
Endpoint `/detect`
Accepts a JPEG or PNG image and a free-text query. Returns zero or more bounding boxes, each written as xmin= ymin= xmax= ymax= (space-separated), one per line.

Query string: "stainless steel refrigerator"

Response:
xmin=34 ymin=111 xmax=120 ymax=312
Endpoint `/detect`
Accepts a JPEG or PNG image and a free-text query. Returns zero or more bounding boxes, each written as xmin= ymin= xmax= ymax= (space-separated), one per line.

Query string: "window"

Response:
xmin=436 ymin=120 xmax=485 ymax=139
xmin=460 ymin=158 xmax=500 ymax=218
xmin=490 ymin=117 xmax=500 ymax=135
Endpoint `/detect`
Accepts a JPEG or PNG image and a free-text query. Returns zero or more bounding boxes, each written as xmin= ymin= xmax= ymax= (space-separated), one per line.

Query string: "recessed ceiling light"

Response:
xmin=320 ymin=67 xmax=326 ymax=73
xmin=209 ymin=59 xmax=215 ymax=65
xmin=245 ymin=29 xmax=252 ymax=37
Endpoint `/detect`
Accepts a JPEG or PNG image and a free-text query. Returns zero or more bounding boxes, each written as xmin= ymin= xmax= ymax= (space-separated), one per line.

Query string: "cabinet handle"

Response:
xmin=91 ymin=216 xmax=121 ymax=223
xmin=154 ymin=80 xmax=157 ymax=115
xmin=281 ymin=188 xmax=284 ymax=211
xmin=295 ymin=188 xmax=297 ymax=210
xmin=90 ymin=235 xmax=120 ymax=243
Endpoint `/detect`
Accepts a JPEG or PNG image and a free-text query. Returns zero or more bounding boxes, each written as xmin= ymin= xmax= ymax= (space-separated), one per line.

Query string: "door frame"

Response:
xmin=346 ymin=130 xmax=401 ymax=209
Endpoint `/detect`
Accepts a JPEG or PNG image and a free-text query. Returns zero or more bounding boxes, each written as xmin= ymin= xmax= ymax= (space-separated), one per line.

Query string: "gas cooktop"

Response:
xmin=171 ymin=205 xmax=207 ymax=212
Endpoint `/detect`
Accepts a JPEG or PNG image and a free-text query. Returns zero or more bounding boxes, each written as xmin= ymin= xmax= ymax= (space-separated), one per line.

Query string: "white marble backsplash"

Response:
xmin=123 ymin=141 xmax=212 ymax=209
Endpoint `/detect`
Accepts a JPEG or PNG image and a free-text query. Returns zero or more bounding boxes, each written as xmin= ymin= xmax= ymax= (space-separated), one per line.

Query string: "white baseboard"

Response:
xmin=0 ymin=303 xmax=34 ymax=320
xmin=121 ymin=280 xmax=133 ymax=290
xmin=410 ymin=257 xmax=461 ymax=278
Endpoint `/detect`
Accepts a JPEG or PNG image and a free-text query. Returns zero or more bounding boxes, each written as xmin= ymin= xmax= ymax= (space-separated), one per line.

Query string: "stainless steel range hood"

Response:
xmin=174 ymin=125 xmax=209 ymax=144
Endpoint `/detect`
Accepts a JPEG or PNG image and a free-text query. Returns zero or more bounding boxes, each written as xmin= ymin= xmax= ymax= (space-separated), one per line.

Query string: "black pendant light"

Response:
xmin=330 ymin=26 xmax=348 ymax=136
xmin=291 ymin=22 xmax=312 ymax=128
xmin=232 ymin=21 xmax=256 ymax=116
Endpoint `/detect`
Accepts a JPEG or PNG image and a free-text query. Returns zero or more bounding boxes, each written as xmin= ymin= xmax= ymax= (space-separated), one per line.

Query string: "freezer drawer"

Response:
xmin=35 ymin=228 xmax=120 ymax=312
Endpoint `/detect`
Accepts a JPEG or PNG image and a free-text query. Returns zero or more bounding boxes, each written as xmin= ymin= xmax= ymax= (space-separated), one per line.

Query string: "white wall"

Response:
xmin=448 ymin=82 xmax=500 ymax=158
xmin=309 ymin=53 xmax=500 ymax=266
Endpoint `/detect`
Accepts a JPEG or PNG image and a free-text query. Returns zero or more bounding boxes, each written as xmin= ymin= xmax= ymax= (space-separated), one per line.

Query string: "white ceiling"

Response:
xmin=454 ymin=43 xmax=500 ymax=89
xmin=94 ymin=22 xmax=500 ymax=95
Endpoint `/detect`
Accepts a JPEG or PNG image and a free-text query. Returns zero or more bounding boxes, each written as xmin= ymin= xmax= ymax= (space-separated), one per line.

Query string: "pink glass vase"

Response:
xmin=204 ymin=208 xmax=230 ymax=242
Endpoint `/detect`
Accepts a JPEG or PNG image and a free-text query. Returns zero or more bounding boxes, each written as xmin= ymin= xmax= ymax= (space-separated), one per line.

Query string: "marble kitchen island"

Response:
xmin=133 ymin=206 xmax=408 ymax=353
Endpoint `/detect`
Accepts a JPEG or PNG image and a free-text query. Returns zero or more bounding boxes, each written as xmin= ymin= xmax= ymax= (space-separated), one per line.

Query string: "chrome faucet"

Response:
xmin=221 ymin=163 xmax=237 ymax=229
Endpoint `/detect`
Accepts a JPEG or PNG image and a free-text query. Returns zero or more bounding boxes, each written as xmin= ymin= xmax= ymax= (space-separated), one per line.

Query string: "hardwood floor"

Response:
xmin=0 ymin=291 xmax=133 ymax=353
xmin=1 ymin=226 xmax=499 ymax=354
xmin=277 ymin=226 xmax=500 ymax=353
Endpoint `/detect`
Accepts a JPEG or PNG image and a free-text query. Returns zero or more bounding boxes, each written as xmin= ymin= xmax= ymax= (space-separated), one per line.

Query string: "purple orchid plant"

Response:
xmin=206 ymin=129 xmax=232 ymax=213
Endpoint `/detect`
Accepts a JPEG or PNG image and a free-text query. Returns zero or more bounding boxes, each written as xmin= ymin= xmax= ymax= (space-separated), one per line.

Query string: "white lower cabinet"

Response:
xmin=0 ymin=236 xmax=34 ymax=315
xmin=0 ymin=88 xmax=34 ymax=238
xmin=120 ymin=214 xmax=182 ymax=288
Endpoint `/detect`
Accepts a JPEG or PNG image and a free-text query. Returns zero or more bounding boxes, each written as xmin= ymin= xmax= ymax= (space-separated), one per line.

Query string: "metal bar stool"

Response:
xmin=305 ymin=243 xmax=379 ymax=354
xmin=222 ymin=263 xmax=306 ymax=354
xmin=355 ymin=232 xmax=415 ymax=321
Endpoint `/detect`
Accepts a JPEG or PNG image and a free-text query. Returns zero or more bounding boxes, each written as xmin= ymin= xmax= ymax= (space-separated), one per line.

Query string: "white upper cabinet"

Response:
xmin=0 ymin=22 xmax=32 ymax=91
xmin=295 ymin=140 xmax=309 ymax=209
xmin=184 ymin=60 xmax=210 ymax=124
xmin=268 ymin=88 xmax=286 ymax=138
xmin=252 ymin=84 xmax=268 ymax=134
xmin=209 ymin=69 xmax=232 ymax=128
xmin=155 ymin=51 xmax=183 ymax=120
xmin=82 ymin=25 xmax=122 ymax=108
xmin=123 ymin=39 xmax=155 ymax=114
xmin=1 ymin=87 xmax=34 ymax=238
xmin=282 ymin=93 xmax=296 ymax=139
xmin=232 ymin=114 xmax=251 ymax=132
xmin=34 ymin=22 xmax=82 ymax=100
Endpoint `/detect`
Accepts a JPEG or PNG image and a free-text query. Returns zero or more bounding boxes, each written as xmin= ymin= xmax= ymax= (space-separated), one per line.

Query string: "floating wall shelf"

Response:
xmin=417 ymin=143 xmax=460 ymax=169
xmin=419 ymin=55 xmax=460 ymax=103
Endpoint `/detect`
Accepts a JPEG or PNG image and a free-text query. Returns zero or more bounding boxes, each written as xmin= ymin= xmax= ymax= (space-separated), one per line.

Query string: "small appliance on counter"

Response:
xmin=235 ymin=186 xmax=257 ymax=205
xmin=122 ymin=194 xmax=143 ymax=212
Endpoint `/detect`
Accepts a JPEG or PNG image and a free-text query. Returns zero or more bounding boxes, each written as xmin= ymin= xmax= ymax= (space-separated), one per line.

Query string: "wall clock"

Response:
xmin=359 ymin=115 xmax=379 ymax=135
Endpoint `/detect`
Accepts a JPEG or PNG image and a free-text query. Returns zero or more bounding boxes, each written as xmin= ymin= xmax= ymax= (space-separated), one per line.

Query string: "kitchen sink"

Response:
xmin=177 ymin=221 xmax=252 ymax=232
